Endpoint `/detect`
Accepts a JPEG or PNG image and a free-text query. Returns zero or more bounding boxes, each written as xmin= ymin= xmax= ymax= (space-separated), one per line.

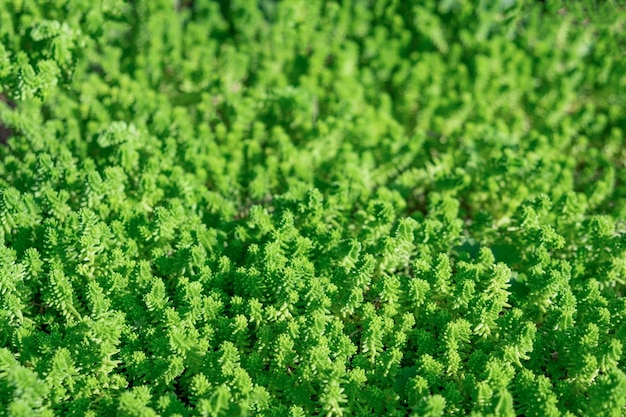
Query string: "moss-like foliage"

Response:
xmin=1 ymin=1 xmax=625 ymax=416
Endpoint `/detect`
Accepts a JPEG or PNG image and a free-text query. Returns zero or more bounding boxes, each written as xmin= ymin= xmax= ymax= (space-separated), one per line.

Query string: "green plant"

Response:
xmin=1 ymin=1 xmax=625 ymax=416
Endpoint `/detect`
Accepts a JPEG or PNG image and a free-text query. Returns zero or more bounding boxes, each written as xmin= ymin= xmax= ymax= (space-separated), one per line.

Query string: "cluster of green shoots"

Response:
xmin=0 ymin=0 xmax=625 ymax=416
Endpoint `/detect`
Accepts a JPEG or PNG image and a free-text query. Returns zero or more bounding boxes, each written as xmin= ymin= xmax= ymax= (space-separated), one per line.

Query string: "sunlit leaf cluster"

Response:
xmin=1 ymin=1 xmax=625 ymax=416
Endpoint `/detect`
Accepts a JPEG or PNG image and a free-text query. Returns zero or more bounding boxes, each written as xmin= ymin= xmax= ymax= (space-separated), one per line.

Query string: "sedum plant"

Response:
xmin=1 ymin=0 xmax=625 ymax=416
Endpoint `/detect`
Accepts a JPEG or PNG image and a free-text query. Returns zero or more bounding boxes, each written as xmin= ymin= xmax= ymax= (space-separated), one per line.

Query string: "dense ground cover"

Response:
xmin=1 ymin=1 xmax=625 ymax=416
